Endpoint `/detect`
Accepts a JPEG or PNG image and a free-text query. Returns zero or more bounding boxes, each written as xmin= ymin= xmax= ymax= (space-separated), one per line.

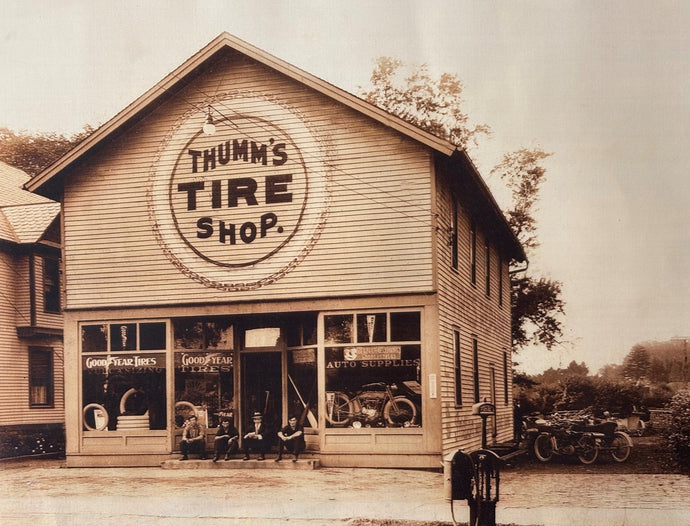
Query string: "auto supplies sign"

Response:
xmin=149 ymin=92 xmax=330 ymax=291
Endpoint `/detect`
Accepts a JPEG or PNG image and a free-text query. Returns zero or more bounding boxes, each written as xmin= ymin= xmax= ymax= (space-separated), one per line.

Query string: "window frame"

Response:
xmin=485 ymin=242 xmax=491 ymax=297
xmin=472 ymin=338 xmax=479 ymax=403
xmin=470 ymin=221 xmax=477 ymax=285
xmin=42 ymin=256 xmax=61 ymax=313
xmin=451 ymin=199 xmax=459 ymax=270
xmin=453 ymin=330 xmax=462 ymax=406
xmin=29 ymin=346 xmax=54 ymax=408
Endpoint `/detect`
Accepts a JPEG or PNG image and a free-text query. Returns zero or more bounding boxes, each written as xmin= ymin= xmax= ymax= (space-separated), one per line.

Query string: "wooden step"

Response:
xmin=161 ymin=457 xmax=320 ymax=470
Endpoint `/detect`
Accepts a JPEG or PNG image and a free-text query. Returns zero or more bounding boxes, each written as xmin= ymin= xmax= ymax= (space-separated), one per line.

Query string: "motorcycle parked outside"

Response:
xmin=573 ymin=418 xmax=633 ymax=462
xmin=325 ymin=381 xmax=420 ymax=428
xmin=525 ymin=411 xmax=633 ymax=464
xmin=529 ymin=414 xmax=602 ymax=464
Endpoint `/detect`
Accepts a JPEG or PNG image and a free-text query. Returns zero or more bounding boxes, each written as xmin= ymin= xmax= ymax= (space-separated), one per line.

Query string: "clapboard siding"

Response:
xmin=63 ymin=50 xmax=434 ymax=309
xmin=0 ymin=250 xmax=64 ymax=426
xmin=434 ymin=165 xmax=514 ymax=454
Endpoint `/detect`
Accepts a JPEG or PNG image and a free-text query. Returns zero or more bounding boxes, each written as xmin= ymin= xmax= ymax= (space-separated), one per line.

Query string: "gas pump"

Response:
xmin=471 ymin=401 xmax=495 ymax=449
xmin=444 ymin=401 xmax=501 ymax=526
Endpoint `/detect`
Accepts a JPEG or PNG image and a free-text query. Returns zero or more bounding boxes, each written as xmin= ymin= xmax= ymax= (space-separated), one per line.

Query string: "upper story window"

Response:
xmin=498 ymin=256 xmax=504 ymax=307
xmin=29 ymin=347 xmax=54 ymax=407
xmin=451 ymin=200 xmax=459 ymax=269
xmin=470 ymin=222 xmax=477 ymax=285
xmin=43 ymin=257 xmax=60 ymax=313
xmin=485 ymin=243 xmax=491 ymax=297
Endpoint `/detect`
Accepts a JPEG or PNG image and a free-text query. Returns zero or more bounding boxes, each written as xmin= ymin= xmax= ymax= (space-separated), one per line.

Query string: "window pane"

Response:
xmin=43 ymin=257 xmax=60 ymax=313
xmin=356 ymin=313 xmax=387 ymax=343
xmin=29 ymin=348 xmax=53 ymax=406
xmin=174 ymin=319 xmax=205 ymax=350
xmin=324 ymin=315 xmax=353 ymax=344
xmin=206 ymin=319 xmax=234 ymax=350
xmin=288 ymin=348 xmax=318 ymax=428
xmin=82 ymin=352 xmax=167 ymax=430
xmin=324 ymin=344 xmax=421 ymax=429
xmin=390 ymin=312 xmax=421 ymax=342
xmin=174 ymin=351 xmax=234 ymax=429
xmin=110 ymin=323 xmax=137 ymax=351
xmin=140 ymin=323 xmax=166 ymax=350
xmin=82 ymin=325 xmax=108 ymax=352
xmin=244 ymin=327 xmax=280 ymax=348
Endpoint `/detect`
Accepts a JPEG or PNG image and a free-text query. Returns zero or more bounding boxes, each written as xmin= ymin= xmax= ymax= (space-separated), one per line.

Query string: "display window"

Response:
xmin=173 ymin=318 xmax=234 ymax=429
xmin=81 ymin=322 xmax=167 ymax=432
xmin=286 ymin=314 xmax=318 ymax=428
xmin=324 ymin=311 xmax=422 ymax=429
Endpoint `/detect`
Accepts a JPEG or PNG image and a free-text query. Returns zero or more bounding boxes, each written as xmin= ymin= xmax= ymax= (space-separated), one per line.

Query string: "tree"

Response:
xmin=358 ymin=57 xmax=490 ymax=150
xmin=0 ymin=126 xmax=93 ymax=176
xmin=359 ymin=59 xmax=565 ymax=353
xmin=622 ymin=344 xmax=651 ymax=382
xmin=491 ymin=148 xmax=565 ymax=351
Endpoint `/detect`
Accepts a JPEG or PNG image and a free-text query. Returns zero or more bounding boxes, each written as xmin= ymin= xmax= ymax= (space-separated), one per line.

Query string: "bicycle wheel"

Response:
xmin=383 ymin=396 xmax=417 ymax=427
xmin=533 ymin=432 xmax=555 ymax=462
xmin=610 ymin=431 xmax=633 ymax=462
xmin=325 ymin=392 xmax=353 ymax=426
xmin=577 ymin=434 xmax=599 ymax=464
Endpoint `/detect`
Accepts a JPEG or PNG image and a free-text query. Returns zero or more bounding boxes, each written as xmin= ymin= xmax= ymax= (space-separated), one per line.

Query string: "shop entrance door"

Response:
xmin=241 ymin=352 xmax=282 ymax=439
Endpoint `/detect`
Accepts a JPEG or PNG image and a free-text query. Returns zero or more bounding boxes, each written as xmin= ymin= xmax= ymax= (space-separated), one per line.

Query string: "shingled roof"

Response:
xmin=0 ymin=161 xmax=60 ymax=245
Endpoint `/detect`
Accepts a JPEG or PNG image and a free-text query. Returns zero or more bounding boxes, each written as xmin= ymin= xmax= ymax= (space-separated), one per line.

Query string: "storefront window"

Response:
xmin=286 ymin=314 xmax=318 ymax=428
xmin=173 ymin=318 xmax=234 ymax=429
xmin=324 ymin=311 xmax=422 ymax=429
xmin=81 ymin=321 xmax=167 ymax=432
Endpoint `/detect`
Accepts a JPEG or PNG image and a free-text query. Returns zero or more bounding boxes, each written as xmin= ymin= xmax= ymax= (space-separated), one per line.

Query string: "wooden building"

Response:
xmin=0 ymin=162 xmax=63 ymax=455
xmin=26 ymin=33 xmax=525 ymax=468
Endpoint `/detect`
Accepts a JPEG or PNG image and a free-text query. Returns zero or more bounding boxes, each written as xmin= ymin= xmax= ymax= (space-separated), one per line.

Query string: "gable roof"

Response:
xmin=0 ymin=162 xmax=60 ymax=245
xmin=24 ymin=32 xmax=524 ymax=261
xmin=0 ymin=161 xmax=55 ymax=207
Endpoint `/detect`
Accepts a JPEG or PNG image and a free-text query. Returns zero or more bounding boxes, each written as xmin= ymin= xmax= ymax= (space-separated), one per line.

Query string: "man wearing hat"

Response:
xmin=242 ymin=411 xmax=268 ymax=460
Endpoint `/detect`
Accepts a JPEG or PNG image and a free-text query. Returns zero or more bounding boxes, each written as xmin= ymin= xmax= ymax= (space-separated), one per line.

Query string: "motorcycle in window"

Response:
xmin=325 ymin=382 xmax=419 ymax=428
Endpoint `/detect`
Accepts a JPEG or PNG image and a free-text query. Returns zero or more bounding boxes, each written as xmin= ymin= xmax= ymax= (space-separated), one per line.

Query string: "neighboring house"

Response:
xmin=0 ymin=161 xmax=63 ymax=457
xmin=26 ymin=33 xmax=524 ymax=468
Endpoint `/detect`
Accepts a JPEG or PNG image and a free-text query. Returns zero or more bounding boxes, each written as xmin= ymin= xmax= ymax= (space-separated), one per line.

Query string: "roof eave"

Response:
xmin=448 ymin=149 xmax=526 ymax=263
xmin=25 ymin=32 xmax=455 ymax=199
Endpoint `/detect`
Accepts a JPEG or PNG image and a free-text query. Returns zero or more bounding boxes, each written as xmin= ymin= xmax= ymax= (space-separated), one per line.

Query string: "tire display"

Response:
xmin=83 ymin=403 xmax=109 ymax=431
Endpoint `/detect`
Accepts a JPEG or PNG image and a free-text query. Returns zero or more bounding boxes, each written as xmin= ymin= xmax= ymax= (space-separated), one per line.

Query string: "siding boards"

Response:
xmin=0 ymin=251 xmax=64 ymax=426
xmin=434 ymin=165 xmax=514 ymax=454
xmin=63 ymin=52 xmax=433 ymax=309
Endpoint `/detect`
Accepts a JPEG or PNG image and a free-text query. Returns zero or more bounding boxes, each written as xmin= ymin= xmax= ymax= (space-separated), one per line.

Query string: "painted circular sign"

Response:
xmin=170 ymin=116 xmax=308 ymax=267
xmin=149 ymin=94 xmax=330 ymax=291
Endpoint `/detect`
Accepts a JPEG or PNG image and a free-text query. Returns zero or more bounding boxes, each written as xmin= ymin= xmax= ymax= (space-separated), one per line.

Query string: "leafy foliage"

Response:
xmin=491 ymin=147 xmax=565 ymax=351
xmin=359 ymin=59 xmax=565 ymax=354
xmin=622 ymin=344 xmax=651 ymax=381
xmin=511 ymin=275 xmax=565 ymax=350
xmin=666 ymin=390 xmax=690 ymax=468
xmin=359 ymin=57 xmax=490 ymax=150
xmin=0 ymin=126 xmax=93 ymax=176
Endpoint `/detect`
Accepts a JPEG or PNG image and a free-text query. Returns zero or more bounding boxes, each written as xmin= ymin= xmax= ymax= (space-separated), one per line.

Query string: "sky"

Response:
xmin=1 ymin=0 xmax=688 ymax=374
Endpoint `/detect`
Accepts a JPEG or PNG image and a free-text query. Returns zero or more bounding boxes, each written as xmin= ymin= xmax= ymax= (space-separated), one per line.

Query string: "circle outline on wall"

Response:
xmin=147 ymin=91 xmax=331 ymax=292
